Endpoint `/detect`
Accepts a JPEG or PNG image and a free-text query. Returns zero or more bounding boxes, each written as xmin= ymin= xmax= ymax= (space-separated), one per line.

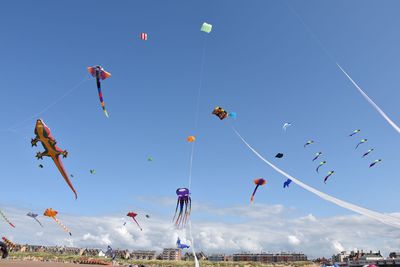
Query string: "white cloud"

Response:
xmin=0 ymin=203 xmax=399 ymax=258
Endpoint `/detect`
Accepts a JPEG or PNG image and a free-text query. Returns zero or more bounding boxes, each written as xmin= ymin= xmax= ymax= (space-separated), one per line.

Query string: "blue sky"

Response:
xmin=1 ymin=0 xmax=400 ymax=256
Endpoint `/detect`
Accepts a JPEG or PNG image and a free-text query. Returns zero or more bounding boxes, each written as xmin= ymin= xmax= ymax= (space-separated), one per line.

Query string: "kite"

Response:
xmin=43 ymin=208 xmax=71 ymax=236
xmin=31 ymin=119 xmax=77 ymax=199
xmin=355 ymin=139 xmax=368 ymax=149
xmin=362 ymin=148 xmax=374 ymax=158
xmin=369 ymin=159 xmax=382 ymax=168
xmin=70 ymin=174 xmax=74 ymax=178
xmin=201 ymin=22 xmax=212 ymax=33
xmin=127 ymin=212 xmax=143 ymax=231
xmin=177 ymin=237 xmax=190 ymax=249
xmin=87 ymin=65 xmax=111 ymax=118
xmin=283 ymin=179 xmax=292 ymax=188
xmin=173 ymin=188 xmax=191 ymax=228
xmin=316 ymin=161 xmax=327 ymax=173
xmin=282 ymin=123 xmax=291 ymax=131
xmin=349 ymin=129 xmax=361 ymax=137
xmin=145 ymin=214 xmax=150 ymax=218
xmin=38 ymin=164 xmax=44 ymax=168
xmin=0 ymin=240 xmax=8 ymax=259
xmin=105 ymin=245 xmax=116 ymax=260
xmin=304 ymin=140 xmax=314 ymax=148
xmin=275 ymin=153 xmax=284 ymax=159
xmin=250 ymin=178 xmax=267 ymax=203
xmin=324 ymin=171 xmax=335 ymax=184
xmin=228 ymin=112 xmax=237 ymax=119
xmin=90 ymin=169 xmax=96 ymax=174
xmin=147 ymin=157 xmax=153 ymax=162
xmin=1 ymin=237 xmax=15 ymax=250
xmin=187 ymin=136 xmax=196 ymax=142
xmin=27 ymin=212 xmax=43 ymax=227
xmin=212 ymin=106 xmax=228 ymax=120
xmin=0 ymin=210 xmax=15 ymax=228
xmin=140 ymin=32 xmax=148 ymax=41
xmin=312 ymin=152 xmax=322 ymax=162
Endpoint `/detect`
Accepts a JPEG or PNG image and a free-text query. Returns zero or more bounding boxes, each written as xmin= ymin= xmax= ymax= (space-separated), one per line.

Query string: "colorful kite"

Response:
xmin=304 ymin=140 xmax=314 ymax=148
xmin=27 ymin=212 xmax=43 ymax=227
xmin=369 ymin=159 xmax=382 ymax=168
xmin=43 ymin=208 xmax=71 ymax=236
xmin=362 ymin=148 xmax=374 ymax=158
xmin=31 ymin=119 xmax=77 ymax=199
xmin=316 ymin=161 xmax=327 ymax=173
xmin=140 ymin=32 xmax=148 ymax=41
xmin=312 ymin=152 xmax=322 ymax=162
xmin=177 ymin=237 xmax=190 ymax=249
xmin=173 ymin=188 xmax=191 ymax=228
xmin=275 ymin=153 xmax=284 ymax=158
xmin=282 ymin=123 xmax=291 ymax=131
xmin=201 ymin=22 xmax=212 ymax=33
xmin=187 ymin=136 xmax=196 ymax=142
xmin=283 ymin=179 xmax=292 ymax=188
xmin=87 ymin=65 xmax=111 ymax=118
xmin=349 ymin=129 xmax=361 ymax=137
xmin=0 ymin=210 xmax=15 ymax=228
xmin=127 ymin=212 xmax=143 ymax=231
xmin=355 ymin=139 xmax=368 ymax=149
xmin=212 ymin=106 xmax=228 ymax=120
xmin=324 ymin=171 xmax=335 ymax=184
xmin=250 ymin=178 xmax=267 ymax=203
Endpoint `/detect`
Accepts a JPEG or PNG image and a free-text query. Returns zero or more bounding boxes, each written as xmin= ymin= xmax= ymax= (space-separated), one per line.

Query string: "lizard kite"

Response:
xmin=31 ymin=119 xmax=77 ymax=199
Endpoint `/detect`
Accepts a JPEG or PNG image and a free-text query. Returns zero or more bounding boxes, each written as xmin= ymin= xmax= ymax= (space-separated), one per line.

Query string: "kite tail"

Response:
xmin=2 ymin=237 xmax=16 ymax=249
xmin=132 ymin=218 xmax=143 ymax=231
xmin=34 ymin=217 xmax=43 ymax=227
xmin=0 ymin=210 xmax=15 ymax=228
xmin=250 ymin=185 xmax=259 ymax=203
xmin=172 ymin=199 xmax=180 ymax=223
xmin=53 ymin=217 xmax=71 ymax=236
xmin=97 ymin=81 xmax=109 ymax=118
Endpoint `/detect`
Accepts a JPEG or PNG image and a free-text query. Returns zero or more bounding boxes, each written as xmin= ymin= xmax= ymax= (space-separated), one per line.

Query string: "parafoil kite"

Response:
xmin=316 ymin=161 xmax=327 ymax=173
xmin=201 ymin=22 xmax=212 ymax=33
xmin=282 ymin=123 xmax=291 ymax=131
xmin=43 ymin=208 xmax=71 ymax=236
xmin=283 ymin=179 xmax=292 ymax=188
xmin=173 ymin=188 xmax=191 ymax=228
xmin=177 ymin=237 xmax=190 ymax=249
xmin=27 ymin=212 xmax=43 ymax=227
xmin=87 ymin=65 xmax=111 ymax=118
xmin=32 ymin=119 xmax=77 ymax=199
xmin=127 ymin=212 xmax=143 ymax=231
xmin=304 ymin=140 xmax=314 ymax=148
xmin=250 ymin=178 xmax=267 ymax=203
xmin=187 ymin=136 xmax=196 ymax=142
xmin=312 ymin=152 xmax=322 ymax=162
xmin=369 ymin=159 xmax=382 ymax=168
xmin=324 ymin=171 xmax=335 ymax=183
xmin=275 ymin=153 xmax=284 ymax=158
xmin=355 ymin=139 xmax=368 ymax=149
xmin=362 ymin=148 xmax=374 ymax=158
xmin=140 ymin=32 xmax=148 ymax=41
xmin=212 ymin=106 xmax=228 ymax=120
xmin=349 ymin=129 xmax=361 ymax=137
xmin=0 ymin=210 xmax=15 ymax=228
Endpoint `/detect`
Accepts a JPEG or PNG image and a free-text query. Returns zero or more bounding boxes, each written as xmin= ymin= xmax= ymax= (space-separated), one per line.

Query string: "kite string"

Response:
xmin=5 ymin=75 xmax=90 ymax=132
xmin=232 ymin=126 xmax=400 ymax=228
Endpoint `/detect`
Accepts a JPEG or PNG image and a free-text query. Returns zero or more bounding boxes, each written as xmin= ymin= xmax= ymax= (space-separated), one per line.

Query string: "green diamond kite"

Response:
xmin=201 ymin=22 xmax=212 ymax=33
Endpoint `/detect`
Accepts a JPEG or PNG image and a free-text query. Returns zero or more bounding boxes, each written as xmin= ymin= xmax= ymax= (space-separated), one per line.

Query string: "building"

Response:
xmin=162 ymin=248 xmax=181 ymax=261
xmin=358 ymin=250 xmax=383 ymax=261
xmin=389 ymin=252 xmax=400 ymax=259
xmin=332 ymin=251 xmax=351 ymax=262
xmin=130 ymin=250 xmax=156 ymax=260
xmin=208 ymin=254 xmax=229 ymax=262
xmin=233 ymin=252 xmax=307 ymax=263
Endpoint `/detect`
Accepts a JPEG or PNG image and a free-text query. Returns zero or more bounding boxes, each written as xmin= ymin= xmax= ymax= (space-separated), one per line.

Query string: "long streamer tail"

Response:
xmin=34 ymin=218 xmax=43 ymax=227
xmin=96 ymin=78 xmax=109 ymax=118
xmin=232 ymin=127 xmax=400 ymax=229
xmin=132 ymin=218 xmax=143 ymax=231
xmin=250 ymin=185 xmax=259 ymax=203
xmin=53 ymin=217 xmax=71 ymax=236
xmin=0 ymin=210 xmax=15 ymax=228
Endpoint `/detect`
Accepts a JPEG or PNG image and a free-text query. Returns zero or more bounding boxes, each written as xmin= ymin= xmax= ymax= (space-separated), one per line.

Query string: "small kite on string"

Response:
xmin=87 ymin=65 xmax=112 ymax=118
xmin=127 ymin=212 xmax=143 ymax=231
xmin=250 ymin=178 xmax=267 ymax=203
xmin=27 ymin=212 xmax=43 ymax=227
xmin=201 ymin=22 xmax=212 ymax=33
xmin=44 ymin=208 xmax=71 ymax=236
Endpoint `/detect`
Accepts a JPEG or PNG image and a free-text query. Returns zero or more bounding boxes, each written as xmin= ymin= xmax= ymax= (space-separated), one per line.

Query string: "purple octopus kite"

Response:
xmin=173 ymin=188 xmax=191 ymax=228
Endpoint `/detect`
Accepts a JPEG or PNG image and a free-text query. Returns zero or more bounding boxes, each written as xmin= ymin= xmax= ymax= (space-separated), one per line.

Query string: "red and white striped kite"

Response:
xmin=140 ymin=32 xmax=148 ymax=41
